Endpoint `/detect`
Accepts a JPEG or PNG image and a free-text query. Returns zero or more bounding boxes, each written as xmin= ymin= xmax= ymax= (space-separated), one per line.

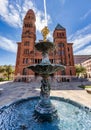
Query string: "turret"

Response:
xmin=22 ymin=9 xmax=36 ymax=41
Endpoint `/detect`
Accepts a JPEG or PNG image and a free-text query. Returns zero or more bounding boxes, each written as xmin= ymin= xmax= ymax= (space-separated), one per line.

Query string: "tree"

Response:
xmin=75 ymin=65 xmax=86 ymax=77
xmin=3 ymin=65 xmax=14 ymax=80
xmin=0 ymin=66 xmax=5 ymax=73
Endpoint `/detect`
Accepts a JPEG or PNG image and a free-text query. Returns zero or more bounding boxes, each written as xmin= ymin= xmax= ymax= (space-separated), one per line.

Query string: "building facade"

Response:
xmin=15 ymin=9 xmax=76 ymax=80
xmin=74 ymin=55 xmax=91 ymax=64
xmin=81 ymin=57 xmax=91 ymax=78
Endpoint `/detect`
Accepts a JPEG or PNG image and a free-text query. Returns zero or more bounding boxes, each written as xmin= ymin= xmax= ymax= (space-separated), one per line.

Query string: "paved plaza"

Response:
xmin=0 ymin=79 xmax=91 ymax=108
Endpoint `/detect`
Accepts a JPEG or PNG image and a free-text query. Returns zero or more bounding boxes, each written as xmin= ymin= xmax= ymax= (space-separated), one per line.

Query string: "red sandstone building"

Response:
xmin=15 ymin=9 xmax=76 ymax=80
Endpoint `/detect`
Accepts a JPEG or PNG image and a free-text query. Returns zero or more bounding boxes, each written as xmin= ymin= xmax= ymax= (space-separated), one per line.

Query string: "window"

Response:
xmin=57 ymin=33 xmax=65 ymax=38
xmin=35 ymin=59 xmax=37 ymax=63
xmin=63 ymin=59 xmax=66 ymax=65
xmin=57 ymin=33 xmax=61 ymax=37
xmin=58 ymin=43 xmax=64 ymax=47
xmin=35 ymin=59 xmax=42 ymax=64
xmin=68 ymin=54 xmax=70 ymax=58
xmin=26 ymin=58 xmax=28 ymax=64
xmin=70 ymin=70 xmax=72 ymax=75
xmin=69 ymin=61 xmax=71 ymax=65
xmin=29 ymin=23 xmax=33 ymax=27
xmin=62 ymin=33 xmax=64 ymax=37
xmin=68 ymin=47 xmax=70 ymax=52
xmin=50 ymin=59 xmax=53 ymax=63
xmin=58 ymin=51 xmax=61 ymax=55
xmin=24 ymin=30 xmax=30 ymax=34
xmin=25 ymin=23 xmax=33 ymax=28
xmin=58 ymin=50 xmax=64 ymax=55
xmin=22 ymin=68 xmax=27 ymax=75
xmin=23 ymin=58 xmax=28 ymax=64
xmin=61 ymin=70 xmax=65 ymax=75
xmin=62 ymin=50 xmax=64 ymax=55
xmin=24 ymin=41 xmax=30 ymax=46
xmin=31 ymin=58 xmax=34 ymax=63
xmin=31 ymin=16 xmax=34 ymax=20
xmin=38 ymin=59 xmax=40 ymax=63
xmin=24 ymin=49 xmax=29 ymax=54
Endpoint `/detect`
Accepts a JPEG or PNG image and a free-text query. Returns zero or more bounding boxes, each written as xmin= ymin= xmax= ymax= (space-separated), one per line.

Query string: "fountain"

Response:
xmin=27 ymin=26 xmax=65 ymax=122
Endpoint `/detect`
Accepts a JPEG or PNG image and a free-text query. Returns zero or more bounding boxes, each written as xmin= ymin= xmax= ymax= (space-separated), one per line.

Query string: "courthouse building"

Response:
xmin=15 ymin=9 xmax=76 ymax=80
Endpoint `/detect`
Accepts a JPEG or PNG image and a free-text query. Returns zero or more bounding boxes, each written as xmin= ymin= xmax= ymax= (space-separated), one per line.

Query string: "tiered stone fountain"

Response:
xmin=27 ymin=26 xmax=65 ymax=122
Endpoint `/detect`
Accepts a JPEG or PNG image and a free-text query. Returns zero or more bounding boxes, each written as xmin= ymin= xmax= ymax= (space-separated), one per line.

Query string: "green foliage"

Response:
xmin=75 ymin=65 xmax=86 ymax=77
xmin=79 ymin=85 xmax=91 ymax=89
xmin=0 ymin=78 xmax=4 ymax=81
xmin=0 ymin=65 xmax=14 ymax=81
xmin=0 ymin=66 xmax=5 ymax=73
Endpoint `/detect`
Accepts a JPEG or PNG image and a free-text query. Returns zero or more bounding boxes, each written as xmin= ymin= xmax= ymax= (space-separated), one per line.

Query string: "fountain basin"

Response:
xmin=27 ymin=64 xmax=64 ymax=75
xmin=0 ymin=96 xmax=91 ymax=130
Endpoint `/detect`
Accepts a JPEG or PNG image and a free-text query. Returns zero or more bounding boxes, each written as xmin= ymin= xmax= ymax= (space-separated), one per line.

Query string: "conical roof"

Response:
xmin=55 ymin=24 xmax=65 ymax=30
xmin=27 ymin=9 xmax=35 ymax=14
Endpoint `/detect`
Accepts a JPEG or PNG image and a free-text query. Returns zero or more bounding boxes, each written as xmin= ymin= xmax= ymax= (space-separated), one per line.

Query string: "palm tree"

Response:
xmin=75 ymin=65 xmax=86 ymax=77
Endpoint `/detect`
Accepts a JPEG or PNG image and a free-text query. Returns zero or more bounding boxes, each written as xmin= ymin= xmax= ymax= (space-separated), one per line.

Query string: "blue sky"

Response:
xmin=0 ymin=0 xmax=91 ymax=65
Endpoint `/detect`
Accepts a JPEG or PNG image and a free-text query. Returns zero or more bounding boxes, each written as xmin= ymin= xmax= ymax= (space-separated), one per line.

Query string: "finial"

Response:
xmin=41 ymin=26 xmax=49 ymax=41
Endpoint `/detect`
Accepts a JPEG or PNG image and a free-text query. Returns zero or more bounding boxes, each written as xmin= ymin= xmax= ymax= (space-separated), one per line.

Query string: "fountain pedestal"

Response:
xmin=34 ymin=77 xmax=57 ymax=122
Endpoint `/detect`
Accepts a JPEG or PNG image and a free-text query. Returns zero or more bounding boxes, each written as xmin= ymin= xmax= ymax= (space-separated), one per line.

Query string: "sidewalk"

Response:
xmin=0 ymin=81 xmax=91 ymax=108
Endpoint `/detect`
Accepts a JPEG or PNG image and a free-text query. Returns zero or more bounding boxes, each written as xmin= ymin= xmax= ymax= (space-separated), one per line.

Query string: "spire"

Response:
xmin=26 ymin=9 xmax=35 ymax=15
xmin=24 ymin=9 xmax=36 ymax=21
xmin=22 ymin=9 xmax=36 ymax=40
xmin=55 ymin=24 xmax=65 ymax=30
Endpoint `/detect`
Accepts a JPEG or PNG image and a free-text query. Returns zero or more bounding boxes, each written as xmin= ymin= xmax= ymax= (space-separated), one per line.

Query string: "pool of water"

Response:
xmin=0 ymin=97 xmax=91 ymax=130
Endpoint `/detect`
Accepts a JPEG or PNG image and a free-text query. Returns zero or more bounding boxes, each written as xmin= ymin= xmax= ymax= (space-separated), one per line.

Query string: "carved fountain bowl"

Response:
xmin=0 ymin=97 xmax=91 ymax=130
xmin=35 ymin=41 xmax=54 ymax=52
xmin=27 ymin=64 xmax=65 ymax=75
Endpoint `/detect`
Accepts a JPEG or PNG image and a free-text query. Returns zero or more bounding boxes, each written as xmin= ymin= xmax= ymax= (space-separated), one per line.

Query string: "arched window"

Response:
xmin=70 ymin=70 xmax=72 ymax=75
xmin=22 ymin=68 xmax=27 ymax=75
xmin=23 ymin=58 xmax=28 ymax=64
xmin=61 ymin=70 xmax=65 ymax=75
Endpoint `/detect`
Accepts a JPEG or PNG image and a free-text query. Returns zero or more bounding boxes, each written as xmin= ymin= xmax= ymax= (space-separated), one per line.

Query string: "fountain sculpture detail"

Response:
xmin=27 ymin=26 xmax=65 ymax=122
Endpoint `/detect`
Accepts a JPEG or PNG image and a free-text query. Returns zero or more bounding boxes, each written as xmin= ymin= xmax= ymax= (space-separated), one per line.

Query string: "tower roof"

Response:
xmin=24 ymin=9 xmax=36 ymax=21
xmin=55 ymin=24 xmax=65 ymax=30
xmin=25 ymin=9 xmax=35 ymax=18
xmin=26 ymin=9 xmax=35 ymax=15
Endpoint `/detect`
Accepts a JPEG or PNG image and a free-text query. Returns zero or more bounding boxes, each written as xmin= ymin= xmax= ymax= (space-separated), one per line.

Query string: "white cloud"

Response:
xmin=74 ymin=45 xmax=91 ymax=55
xmin=0 ymin=36 xmax=17 ymax=53
xmin=68 ymin=24 xmax=91 ymax=55
xmin=0 ymin=0 xmax=51 ymax=32
xmin=0 ymin=0 xmax=52 ymax=52
xmin=81 ymin=9 xmax=91 ymax=20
